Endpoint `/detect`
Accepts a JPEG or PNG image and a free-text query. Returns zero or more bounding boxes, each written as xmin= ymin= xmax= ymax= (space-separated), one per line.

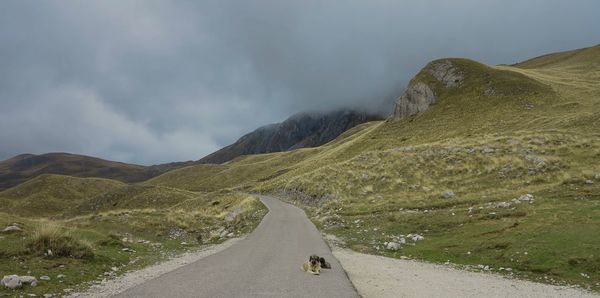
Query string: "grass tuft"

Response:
xmin=27 ymin=224 xmax=94 ymax=260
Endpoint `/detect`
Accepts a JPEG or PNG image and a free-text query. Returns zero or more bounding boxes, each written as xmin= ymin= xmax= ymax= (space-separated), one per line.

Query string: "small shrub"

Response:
xmin=27 ymin=224 xmax=94 ymax=259
xmin=97 ymin=234 xmax=126 ymax=248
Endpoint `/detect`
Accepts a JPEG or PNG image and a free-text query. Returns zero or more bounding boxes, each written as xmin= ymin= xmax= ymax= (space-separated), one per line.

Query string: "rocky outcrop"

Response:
xmin=198 ymin=109 xmax=382 ymax=164
xmin=1 ymin=275 xmax=38 ymax=289
xmin=428 ymin=60 xmax=463 ymax=88
xmin=393 ymin=82 xmax=436 ymax=119
xmin=393 ymin=59 xmax=463 ymax=119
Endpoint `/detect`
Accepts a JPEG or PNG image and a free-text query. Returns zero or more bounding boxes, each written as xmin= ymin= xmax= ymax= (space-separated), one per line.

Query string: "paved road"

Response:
xmin=115 ymin=196 xmax=359 ymax=298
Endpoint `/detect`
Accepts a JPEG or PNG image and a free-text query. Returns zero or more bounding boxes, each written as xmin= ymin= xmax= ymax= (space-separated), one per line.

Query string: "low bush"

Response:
xmin=27 ymin=224 xmax=94 ymax=259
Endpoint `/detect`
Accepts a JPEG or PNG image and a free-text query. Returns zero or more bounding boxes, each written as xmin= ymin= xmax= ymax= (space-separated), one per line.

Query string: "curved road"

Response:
xmin=115 ymin=196 xmax=359 ymax=298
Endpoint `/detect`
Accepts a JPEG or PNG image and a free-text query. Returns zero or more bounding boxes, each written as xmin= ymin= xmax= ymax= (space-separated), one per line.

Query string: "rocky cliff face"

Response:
xmin=198 ymin=109 xmax=382 ymax=164
xmin=393 ymin=59 xmax=463 ymax=119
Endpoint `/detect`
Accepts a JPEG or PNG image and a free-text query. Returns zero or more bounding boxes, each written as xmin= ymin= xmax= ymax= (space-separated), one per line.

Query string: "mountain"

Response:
xmin=0 ymin=152 xmax=189 ymax=190
xmin=197 ymin=109 xmax=383 ymax=164
xmin=147 ymin=45 xmax=600 ymax=289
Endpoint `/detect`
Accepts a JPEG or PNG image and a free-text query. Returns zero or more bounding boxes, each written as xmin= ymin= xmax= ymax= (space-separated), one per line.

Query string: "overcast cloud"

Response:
xmin=1 ymin=0 xmax=599 ymax=164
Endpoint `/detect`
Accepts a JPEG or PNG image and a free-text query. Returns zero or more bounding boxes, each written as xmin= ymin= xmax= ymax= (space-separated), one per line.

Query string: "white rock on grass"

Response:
xmin=19 ymin=276 xmax=38 ymax=286
xmin=1 ymin=275 xmax=22 ymax=289
xmin=1 ymin=225 xmax=22 ymax=233
xmin=595 ymin=173 xmax=600 ymax=180
xmin=386 ymin=242 xmax=401 ymax=250
xmin=441 ymin=191 xmax=456 ymax=199
xmin=584 ymin=179 xmax=594 ymax=185
xmin=407 ymin=234 xmax=425 ymax=241
xmin=39 ymin=276 xmax=51 ymax=281
xmin=512 ymin=194 xmax=534 ymax=204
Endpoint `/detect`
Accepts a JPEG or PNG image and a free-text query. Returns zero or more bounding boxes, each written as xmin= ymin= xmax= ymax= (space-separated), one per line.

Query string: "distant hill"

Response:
xmin=0 ymin=152 xmax=190 ymax=190
xmin=197 ymin=109 xmax=383 ymax=164
xmin=0 ymin=174 xmax=125 ymax=216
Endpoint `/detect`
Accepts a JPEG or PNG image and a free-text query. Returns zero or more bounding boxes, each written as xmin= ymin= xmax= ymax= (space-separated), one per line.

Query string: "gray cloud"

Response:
xmin=1 ymin=0 xmax=599 ymax=164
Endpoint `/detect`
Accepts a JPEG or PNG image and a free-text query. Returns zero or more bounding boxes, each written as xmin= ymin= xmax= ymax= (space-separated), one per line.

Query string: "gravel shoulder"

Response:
xmin=331 ymin=245 xmax=599 ymax=298
xmin=66 ymin=238 xmax=243 ymax=298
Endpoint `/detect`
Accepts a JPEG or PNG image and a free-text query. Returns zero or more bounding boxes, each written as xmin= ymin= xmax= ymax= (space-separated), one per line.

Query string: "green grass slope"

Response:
xmin=0 ymin=152 xmax=189 ymax=190
xmin=0 ymin=174 xmax=126 ymax=217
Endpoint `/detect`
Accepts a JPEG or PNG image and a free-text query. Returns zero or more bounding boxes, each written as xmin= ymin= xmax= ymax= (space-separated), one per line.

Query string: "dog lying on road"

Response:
xmin=302 ymin=255 xmax=321 ymax=275
xmin=302 ymin=255 xmax=332 ymax=275
xmin=319 ymin=256 xmax=331 ymax=269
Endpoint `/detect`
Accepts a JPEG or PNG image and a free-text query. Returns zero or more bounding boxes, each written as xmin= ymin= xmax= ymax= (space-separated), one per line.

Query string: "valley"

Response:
xmin=1 ymin=45 xmax=599 ymax=296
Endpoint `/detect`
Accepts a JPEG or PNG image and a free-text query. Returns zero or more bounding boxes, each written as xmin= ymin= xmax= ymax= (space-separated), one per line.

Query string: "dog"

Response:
xmin=319 ymin=256 xmax=331 ymax=269
xmin=301 ymin=254 xmax=321 ymax=275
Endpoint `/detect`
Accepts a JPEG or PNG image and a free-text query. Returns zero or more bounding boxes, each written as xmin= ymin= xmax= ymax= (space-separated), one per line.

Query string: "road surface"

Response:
xmin=115 ymin=195 xmax=359 ymax=298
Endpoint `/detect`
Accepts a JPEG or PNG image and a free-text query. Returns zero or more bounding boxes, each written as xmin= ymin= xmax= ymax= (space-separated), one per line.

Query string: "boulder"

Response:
xmin=219 ymin=229 xmax=229 ymax=238
xmin=517 ymin=194 xmax=534 ymax=202
xmin=19 ymin=276 xmax=37 ymax=285
xmin=409 ymin=234 xmax=425 ymax=241
xmin=1 ymin=275 xmax=22 ymax=289
xmin=386 ymin=242 xmax=401 ymax=250
xmin=441 ymin=191 xmax=456 ymax=199
xmin=2 ymin=225 xmax=22 ymax=233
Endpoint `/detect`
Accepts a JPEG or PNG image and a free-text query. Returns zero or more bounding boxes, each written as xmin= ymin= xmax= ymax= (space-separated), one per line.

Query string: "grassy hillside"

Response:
xmin=0 ymin=174 xmax=267 ymax=296
xmin=0 ymin=174 xmax=126 ymax=217
xmin=145 ymin=45 xmax=600 ymax=291
xmin=0 ymin=152 xmax=189 ymax=190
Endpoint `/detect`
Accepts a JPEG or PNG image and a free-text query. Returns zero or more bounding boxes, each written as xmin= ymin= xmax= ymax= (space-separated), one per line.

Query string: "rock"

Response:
xmin=1 ymin=275 xmax=22 ymax=289
xmin=585 ymin=179 xmax=594 ymax=185
xmin=219 ymin=230 xmax=229 ymax=238
xmin=428 ymin=60 xmax=464 ymax=88
xmin=393 ymin=82 xmax=436 ymax=119
xmin=56 ymin=274 xmax=65 ymax=279
xmin=2 ymin=225 xmax=22 ymax=233
xmin=386 ymin=242 xmax=401 ymax=250
xmin=409 ymin=234 xmax=425 ymax=241
xmin=111 ymin=267 xmax=119 ymax=272
xmin=441 ymin=191 xmax=456 ymax=199
xmin=19 ymin=276 xmax=37 ymax=285
xmin=493 ymin=201 xmax=512 ymax=208
xmin=595 ymin=173 xmax=600 ymax=180
xmin=43 ymin=294 xmax=54 ymax=298
xmin=27 ymin=294 xmax=37 ymax=297
xmin=227 ymin=232 xmax=234 ymax=238
xmin=515 ymin=194 xmax=534 ymax=203
xmin=39 ymin=276 xmax=51 ymax=281
xmin=481 ymin=147 xmax=495 ymax=154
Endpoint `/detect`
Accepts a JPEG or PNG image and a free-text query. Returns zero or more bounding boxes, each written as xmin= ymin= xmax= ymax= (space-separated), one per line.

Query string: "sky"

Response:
xmin=1 ymin=0 xmax=599 ymax=165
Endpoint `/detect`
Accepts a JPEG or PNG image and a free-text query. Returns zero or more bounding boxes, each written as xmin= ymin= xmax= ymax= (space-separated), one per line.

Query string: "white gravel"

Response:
xmin=66 ymin=238 xmax=242 ymax=298
xmin=332 ymin=247 xmax=598 ymax=298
